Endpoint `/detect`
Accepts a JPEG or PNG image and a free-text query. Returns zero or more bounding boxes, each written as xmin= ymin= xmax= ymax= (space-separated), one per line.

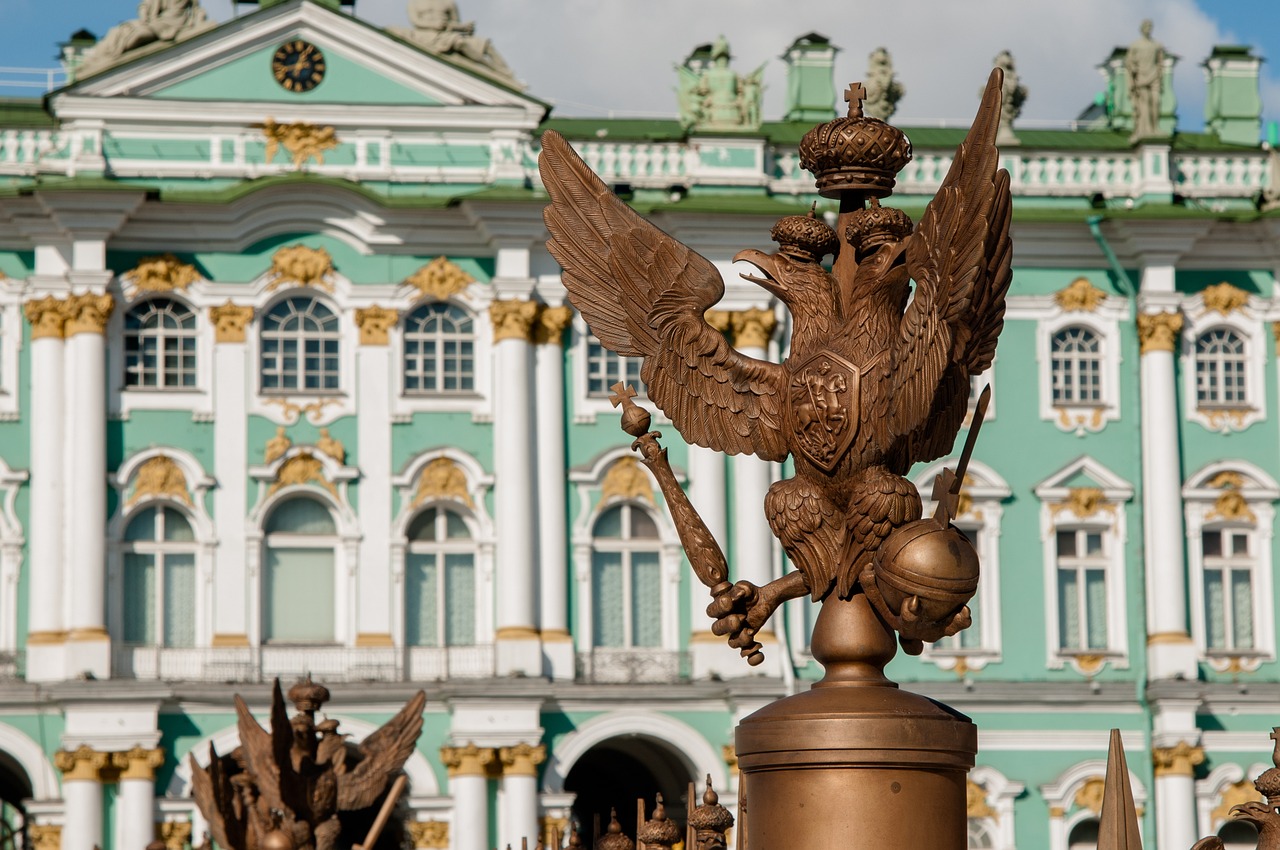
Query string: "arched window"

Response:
xmin=1195 ymin=329 xmax=1248 ymax=408
xmin=262 ymin=498 xmax=336 ymax=643
xmin=404 ymin=507 xmax=476 ymax=646
xmin=124 ymin=298 xmax=197 ymax=389
xmin=1050 ymin=326 xmax=1102 ymax=406
xmin=122 ymin=506 xmax=197 ymax=648
xmin=1055 ymin=526 xmax=1110 ymax=652
xmin=1068 ymin=819 xmax=1099 ymax=850
xmin=586 ymin=333 xmax=644 ymax=398
xmin=591 ymin=504 xmax=661 ymax=648
xmin=935 ymin=521 xmax=983 ymax=651
xmin=967 ymin=819 xmax=995 ymax=850
xmin=1219 ymin=820 xmax=1259 ymax=850
xmin=260 ymin=297 xmax=340 ymax=393
xmin=403 ymin=303 xmax=475 ymax=395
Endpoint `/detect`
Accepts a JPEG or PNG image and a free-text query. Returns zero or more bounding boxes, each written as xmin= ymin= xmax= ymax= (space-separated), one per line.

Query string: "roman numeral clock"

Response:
xmin=271 ymin=39 xmax=326 ymax=92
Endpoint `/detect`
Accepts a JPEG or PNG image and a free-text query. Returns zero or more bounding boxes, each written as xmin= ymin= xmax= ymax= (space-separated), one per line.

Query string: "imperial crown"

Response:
xmin=287 ymin=674 xmax=331 ymax=713
xmin=770 ymin=209 xmax=839 ymax=262
xmin=1255 ymin=766 xmax=1280 ymax=804
xmin=799 ymin=82 xmax=913 ymax=198
xmin=844 ymin=198 xmax=914 ymax=255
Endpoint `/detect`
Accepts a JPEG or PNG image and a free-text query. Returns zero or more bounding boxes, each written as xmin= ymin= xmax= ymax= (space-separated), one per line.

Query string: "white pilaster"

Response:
xmin=535 ymin=306 xmax=574 ymax=679
xmin=688 ymin=443 xmax=737 ymax=678
xmin=442 ymin=745 xmax=495 ymax=850
xmin=490 ymin=300 xmax=541 ymax=676
xmin=1137 ymin=291 xmax=1197 ymax=680
xmin=64 ymin=293 xmax=113 ymax=679
xmin=210 ymin=304 xmax=253 ymax=647
xmin=354 ymin=307 xmax=397 ymax=648
xmin=1151 ymin=714 xmax=1203 ymax=850
xmin=23 ymin=298 xmax=68 ymax=680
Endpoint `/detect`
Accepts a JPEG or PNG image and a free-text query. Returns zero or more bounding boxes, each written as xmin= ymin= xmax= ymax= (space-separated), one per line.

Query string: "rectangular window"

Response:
xmin=444 ymin=553 xmax=476 ymax=646
xmin=1203 ymin=529 xmax=1255 ymax=651
xmin=264 ymin=547 xmax=335 ymax=642
xmin=629 ymin=551 xmax=662 ymax=647
xmin=592 ymin=551 xmax=624 ymax=647
xmin=1056 ymin=529 xmax=1109 ymax=651
xmin=123 ymin=553 xmax=156 ymax=645
xmin=587 ymin=337 xmax=645 ymax=398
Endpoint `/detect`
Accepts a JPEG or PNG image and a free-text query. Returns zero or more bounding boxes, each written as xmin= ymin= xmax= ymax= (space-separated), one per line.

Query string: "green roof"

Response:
xmin=0 ymin=99 xmax=55 ymax=128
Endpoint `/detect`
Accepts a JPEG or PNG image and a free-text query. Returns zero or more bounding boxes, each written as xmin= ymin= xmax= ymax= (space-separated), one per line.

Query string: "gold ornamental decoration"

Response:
xmin=355 ymin=306 xmax=399 ymax=345
xmin=541 ymin=817 xmax=570 ymax=850
xmin=601 ymin=456 xmax=656 ymax=505
xmin=1272 ymin=321 xmax=1280 ymax=356
xmin=65 ymin=293 xmax=115 ymax=336
xmin=534 ymin=304 xmax=575 ymax=345
xmin=267 ymin=244 xmax=335 ymax=292
xmin=210 ymin=302 xmax=254 ymax=343
xmin=408 ymin=821 xmax=450 ymax=849
xmin=1212 ymin=779 xmax=1265 ymax=825
xmin=55 ymin=745 xmax=111 ymax=781
xmin=405 ymin=257 xmax=475 ymax=300
xmin=1137 ymin=311 xmax=1183 ymax=354
xmin=440 ymin=743 xmax=497 ymax=777
xmin=490 ymin=299 xmax=539 ymax=342
xmin=158 ymin=822 xmax=193 ymax=850
xmin=1052 ymin=487 xmax=1112 ymax=520
xmin=268 ymin=451 xmax=337 ymax=498
xmin=1054 ymin=277 xmax=1107 ymax=312
xmin=1207 ymin=472 xmax=1255 ymax=523
xmin=126 ymin=456 xmax=192 ymax=508
xmin=112 ymin=747 xmax=165 ymax=780
xmin=264 ymin=397 xmax=338 ymax=425
xmin=966 ymin=780 xmax=996 ymax=820
xmin=123 ymin=254 xmax=201 ymax=294
xmin=498 ymin=743 xmax=547 ymax=777
xmin=1074 ymin=776 xmax=1106 ymax=814
xmin=1201 ymin=282 xmax=1250 ymax=316
xmin=722 ymin=744 xmax=739 ymax=771
xmin=28 ymin=825 xmax=61 ymax=850
xmin=729 ymin=307 xmax=778 ymax=350
xmin=262 ymin=118 xmax=339 ymax=168
xmin=24 ymin=296 xmax=68 ymax=340
xmin=412 ymin=457 xmax=473 ymax=508
xmin=264 ymin=427 xmax=292 ymax=463
xmin=1152 ymin=742 xmax=1206 ymax=777
xmin=315 ymin=428 xmax=345 ymax=463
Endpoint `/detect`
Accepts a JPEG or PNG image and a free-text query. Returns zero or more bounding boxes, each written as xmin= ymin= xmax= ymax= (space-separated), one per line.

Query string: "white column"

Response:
xmin=442 ymin=745 xmax=494 ymax=850
xmin=113 ymin=748 xmax=163 ymax=850
xmin=210 ymin=304 xmax=254 ymax=649
xmin=22 ymin=297 xmax=68 ymax=680
xmin=1152 ymin=742 xmax=1203 ymax=850
xmin=490 ymin=300 xmax=541 ymax=676
xmin=535 ymin=306 xmax=574 ymax=679
xmin=354 ymin=307 xmax=397 ymax=651
xmin=1137 ymin=301 xmax=1197 ymax=680
xmin=55 ymin=748 xmax=106 ymax=850
xmin=64 ymin=294 xmax=113 ymax=679
xmin=688 ymin=443 xmax=734 ymax=678
xmin=728 ymin=309 xmax=781 ymax=676
xmin=500 ymin=744 xmax=545 ymax=848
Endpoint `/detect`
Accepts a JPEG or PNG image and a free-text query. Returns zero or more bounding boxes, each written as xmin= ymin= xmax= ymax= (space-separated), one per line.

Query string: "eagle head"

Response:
xmin=1229 ymin=800 xmax=1276 ymax=829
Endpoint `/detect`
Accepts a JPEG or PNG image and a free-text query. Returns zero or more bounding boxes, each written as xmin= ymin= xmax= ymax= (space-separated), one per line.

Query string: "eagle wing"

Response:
xmin=887 ymin=68 xmax=1013 ymax=462
xmin=189 ymin=745 xmax=246 ymax=850
xmin=541 ymin=130 xmax=788 ymax=461
xmin=337 ymin=690 xmax=426 ymax=811
xmin=233 ymin=683 xmax=290 ymax=816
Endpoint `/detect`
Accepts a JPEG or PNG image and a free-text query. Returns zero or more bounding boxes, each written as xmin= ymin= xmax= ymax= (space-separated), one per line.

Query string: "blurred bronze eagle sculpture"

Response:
xmin=540 ymin=72 xmax=1012 ymax=664
xmin=190 ymin=676 xmax=425 ymax=850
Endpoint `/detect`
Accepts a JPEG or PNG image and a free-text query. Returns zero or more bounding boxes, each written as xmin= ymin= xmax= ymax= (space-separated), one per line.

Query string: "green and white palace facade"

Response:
xmin=1 ymin=1 xmax=1280 ymax=848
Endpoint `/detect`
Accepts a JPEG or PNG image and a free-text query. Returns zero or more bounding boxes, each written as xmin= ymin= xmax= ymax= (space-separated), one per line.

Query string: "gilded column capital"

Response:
xmin=440 ymin=743 xmax=497 ymax=777
xmin=498 ymin=742 xmax=547 ymax=777
xmin=54 ymin=745 xmax=111 ymax=782
xmin=534 ymin=305 xmax=575 ymax=345
xmin=1137 ymin=310 xmax=1183 ymax=355
xmin=159 ymin=821 xmax=193 ymax=850
xmin=24 ymin=295 xmax=69 ymax=340
xmin=729 ymin=307 xmax=778 ymax=350
xmin=704 ymin=309 xmax=732 ymax=334
xmin=1152 ymin=741 xmax=1205 ymax=777
xmin=490 ymin=299 xmax=539 ymax=342
xmin=111 ymin=746 xmax=165 ymax=780
xmin=210 ymin=302 xmax=255 ymax=343
xmin=407 ymin=821 xmax=450 ymax=849
xmin=28 ymin=825 xmax=61 ymax=850
xmin=355 ymin=306 xmax=400 ymax=345
xmin=64 ymin=293 xmax=115 ymax=336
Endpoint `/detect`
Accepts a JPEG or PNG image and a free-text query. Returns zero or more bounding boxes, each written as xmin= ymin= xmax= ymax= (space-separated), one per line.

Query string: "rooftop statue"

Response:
xmin=390 ymin=0 xmax=517 ymax=84
xmin=862 ymin=47 xmax=904 ymax=121
xmin=1125 ymin=19 xmax=1165 ymax=142
xmin=190 ymin=677 xmax=425 ymax=850
xmin=992 ymin=50 xmax=1027 ymax=146
xmin=541 ymin=72 xmax=1012 ymax=665
xmin=78 ymin=0 xmax=213 ymax=77
xmin=676 ymin=36 xmax=765 ymax=131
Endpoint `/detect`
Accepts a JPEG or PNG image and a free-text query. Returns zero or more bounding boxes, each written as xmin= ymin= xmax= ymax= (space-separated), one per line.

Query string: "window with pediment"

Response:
xmin=1195 ymin=329 xmax=1248 ymax=408
xmin=1181 ymin=287 xmax=1266 ymax=433
xmin=260 ymin=297 xmax=340 ymax=393
xmin=403 ymin=303 xmax=476 ymax=395
xmin=124 ymin=298 xmax=198 ymax=389
xmin=1036 ymin=294 xmax=1124 ymax=434
xmin=1051 ymin=327 xmax=1103 ymax=406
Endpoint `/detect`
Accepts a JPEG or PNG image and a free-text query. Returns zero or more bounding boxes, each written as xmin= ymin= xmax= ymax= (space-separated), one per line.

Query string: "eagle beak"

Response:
xmin=733 ymin=249 xmax=786 ymax=295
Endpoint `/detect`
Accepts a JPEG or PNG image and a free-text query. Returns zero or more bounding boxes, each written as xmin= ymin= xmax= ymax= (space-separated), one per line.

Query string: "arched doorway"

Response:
xmin=563 ymin=737 xmax=692 ymax=840
xmin=0 ymin=751 xmax=31 ymax=850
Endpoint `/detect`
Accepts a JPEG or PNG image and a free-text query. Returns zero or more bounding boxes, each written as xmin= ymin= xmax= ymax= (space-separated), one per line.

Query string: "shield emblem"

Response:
xmin=786 ymin=350 xmax=860 ymax=473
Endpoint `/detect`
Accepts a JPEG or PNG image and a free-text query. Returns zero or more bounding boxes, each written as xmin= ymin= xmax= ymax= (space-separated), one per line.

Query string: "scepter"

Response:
xmin=610 ymin=382 xmax=764 ymax=665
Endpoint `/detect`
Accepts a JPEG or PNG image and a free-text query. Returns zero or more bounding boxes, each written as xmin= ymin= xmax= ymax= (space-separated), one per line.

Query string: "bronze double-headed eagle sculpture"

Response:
xmin=541 ymin=71 xmax=1013 ymax=664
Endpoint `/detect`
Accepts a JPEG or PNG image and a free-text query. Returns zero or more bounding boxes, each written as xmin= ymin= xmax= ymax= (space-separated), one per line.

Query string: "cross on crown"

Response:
xmin=844 ymin=82 xmax=868 ymax=118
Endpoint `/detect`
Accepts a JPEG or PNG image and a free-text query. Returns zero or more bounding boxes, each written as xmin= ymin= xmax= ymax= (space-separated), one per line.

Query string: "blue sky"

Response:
xmin=2 ymin=0 xmax=1279 ymax=134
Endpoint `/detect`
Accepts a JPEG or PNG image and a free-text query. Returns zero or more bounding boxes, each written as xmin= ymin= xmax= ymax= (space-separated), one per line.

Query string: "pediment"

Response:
xmin=1033 ymin=456 xmax=1133 ymax=501
xmin=50 ymin=0 xmax=546 ymax=129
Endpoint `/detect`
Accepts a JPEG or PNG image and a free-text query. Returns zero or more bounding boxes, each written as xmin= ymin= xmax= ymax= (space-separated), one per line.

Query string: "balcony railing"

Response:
xmin=576 ymin=648 xmax=690 ymax=684
xmin=0 ymin=651 xmax=23 ymax=681
xmin=113 ymin=644 xmax=496 ymax=683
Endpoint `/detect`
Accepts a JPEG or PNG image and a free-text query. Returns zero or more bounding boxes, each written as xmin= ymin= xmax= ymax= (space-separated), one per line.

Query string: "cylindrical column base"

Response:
xmin=735 ymin=597 xmax=976 ymax=849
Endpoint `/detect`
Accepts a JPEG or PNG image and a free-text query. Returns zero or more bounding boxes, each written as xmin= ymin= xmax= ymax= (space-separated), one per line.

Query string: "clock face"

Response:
xmin=271 ymin=39 xmax=326 ymax=92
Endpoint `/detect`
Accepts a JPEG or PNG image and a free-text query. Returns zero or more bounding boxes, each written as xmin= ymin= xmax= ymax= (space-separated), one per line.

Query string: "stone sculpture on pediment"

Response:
xmin=863 ymin=47 xmax=904 ymax=121
xmin=391 ymin=0 xmax=517 ymax=84
xmin=1125 ymin=20 xmax=1166 ymax=143
xmin=677 ymin=36 xmax=765 ymax=132
xmin=78 ymin=0 xmax=214 ymax=77
xmin=992 ymin=51 xmax=1027 ymax=146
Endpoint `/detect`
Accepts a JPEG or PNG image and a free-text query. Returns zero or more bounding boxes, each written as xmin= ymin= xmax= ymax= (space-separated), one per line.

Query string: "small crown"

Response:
xmin=688 ymin=777 xmax=735 ymax=833
xmin=637 ymin=795 xmax=683 ymax=847
xmin=799 ymin=81 xmax=913 ymax=199
xmin=287 ymin=674 xmax=330 ymax=714
xmin=844 ymin=199 xmax=913 ymax=255
xmin=1255 ymin=767 xmax=1280 ymax=803
xmin=595 ymin=809 xmax=635 ymax=850
xmin=770 ymin=207 xmax=839 ymax=262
